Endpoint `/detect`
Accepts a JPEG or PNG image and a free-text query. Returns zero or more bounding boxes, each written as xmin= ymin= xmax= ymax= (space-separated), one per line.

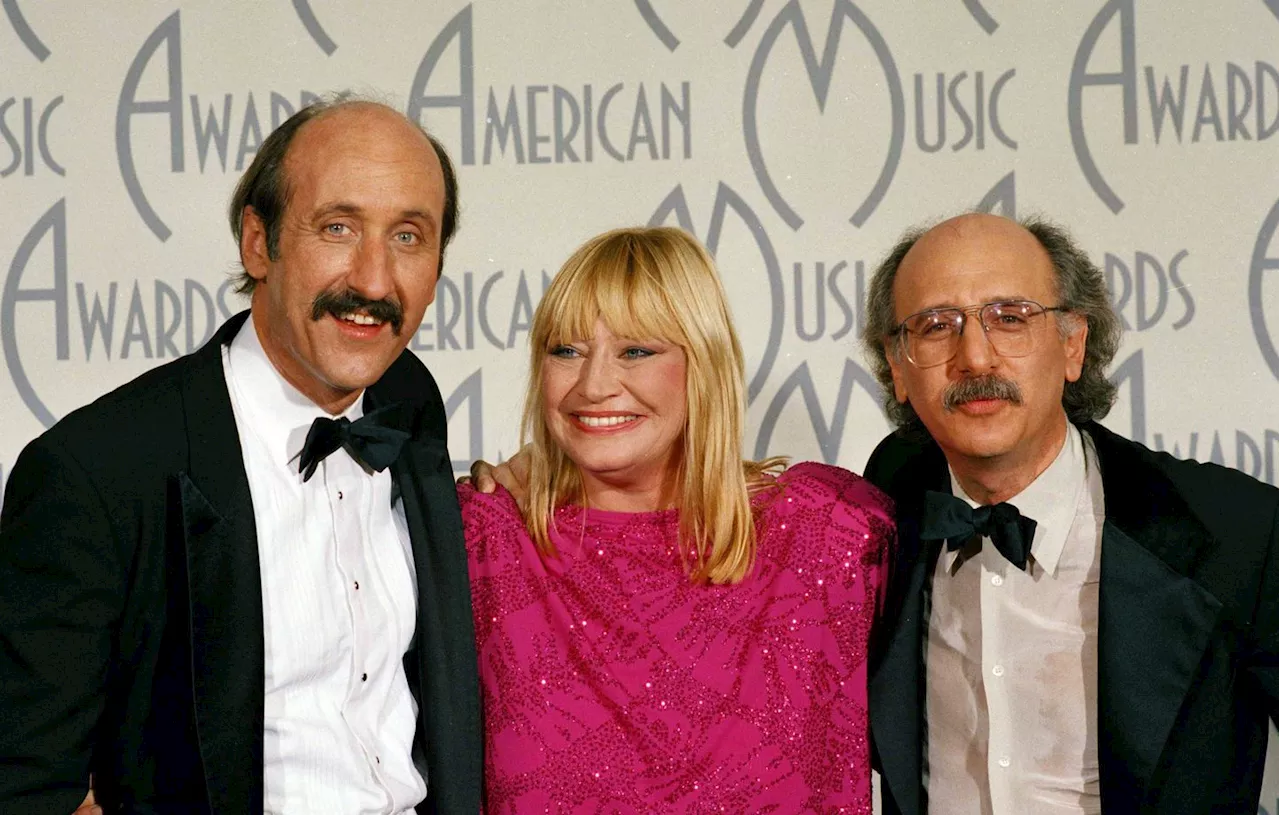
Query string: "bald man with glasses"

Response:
xmin=859 ymin=213 xmax=1277 ymax=815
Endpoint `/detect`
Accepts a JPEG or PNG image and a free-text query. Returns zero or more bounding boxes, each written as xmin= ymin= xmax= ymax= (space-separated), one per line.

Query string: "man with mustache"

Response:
xmin=861 ymin=213 xmax=1277 ymax=814
xmin=0 ymin=97 xmax=481 ymax=814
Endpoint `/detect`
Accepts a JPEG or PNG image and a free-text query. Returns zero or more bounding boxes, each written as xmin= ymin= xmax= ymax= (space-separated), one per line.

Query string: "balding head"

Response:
xmin=229 ymin=94 xmax=460 ymax=293
xmin=861 ymin=213 xmax=1122 ymax=435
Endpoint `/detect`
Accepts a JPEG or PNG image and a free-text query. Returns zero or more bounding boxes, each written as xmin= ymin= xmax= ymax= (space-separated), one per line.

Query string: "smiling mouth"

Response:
xmin=335 ymin=311 xmax=386 ymax=327
xmin=575 ymin=414 xmax=640 ymax=428
xmin=312 ymin=289 xmax=404 ymax=334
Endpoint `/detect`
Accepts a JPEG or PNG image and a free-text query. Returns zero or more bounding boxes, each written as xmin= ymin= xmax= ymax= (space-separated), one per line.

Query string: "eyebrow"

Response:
xmin=911 ymin=295 xmax=1033 ymax=312
xmin=314 ymin=202 xmax=362 ymax=219
xmin=399 ymin=209 xmax=439 ymax=229
xmin=314 ymin=202 xmax=438 ymax=229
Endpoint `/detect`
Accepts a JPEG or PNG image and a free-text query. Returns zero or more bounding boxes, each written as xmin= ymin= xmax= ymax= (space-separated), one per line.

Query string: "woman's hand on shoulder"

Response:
xmin=459 ymin=445 xmax=532 ymax=509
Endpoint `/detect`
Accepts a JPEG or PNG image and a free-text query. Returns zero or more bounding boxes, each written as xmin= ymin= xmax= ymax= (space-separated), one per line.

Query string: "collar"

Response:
xmin=944 ymin=423 xmax=1088 ymax=576
xmin=223 ymin=313 xmax=365 ymax=470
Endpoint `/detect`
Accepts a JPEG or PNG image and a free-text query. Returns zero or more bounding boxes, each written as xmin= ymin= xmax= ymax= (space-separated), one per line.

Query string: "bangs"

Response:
xmin=537 ymin=235 xmax=690 ymax=348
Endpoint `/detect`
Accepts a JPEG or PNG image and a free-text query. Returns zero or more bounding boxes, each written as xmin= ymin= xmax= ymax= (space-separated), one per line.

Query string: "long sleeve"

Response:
xmin=783 ymin=464 xmax=894 ymax=809
xmin=1249 ymin=503 xmax=1278 ymax=723
xmin=0 ymin=436 xmax=124 ymax=812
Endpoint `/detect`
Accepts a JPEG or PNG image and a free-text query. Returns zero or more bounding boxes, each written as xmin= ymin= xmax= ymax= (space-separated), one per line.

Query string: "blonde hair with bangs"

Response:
xmin=520 ymin=226 xmax=785 ymax=585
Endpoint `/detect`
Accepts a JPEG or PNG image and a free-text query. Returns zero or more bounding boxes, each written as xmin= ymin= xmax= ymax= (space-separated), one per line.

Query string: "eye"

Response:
xmin=394 ymin=230 xmax=420 ymax=245
xmin=549 ymin=344 xmax=581 ymax=359
xmin=622 ymin=347 xmax=655 ymax=360
xmin=324 ymin=223 xmax=351 ymax=236
xmin=990 ymin=303 xmax=1033 ymax=326
xmin=913 ymin=313 xmax=955 ymax=337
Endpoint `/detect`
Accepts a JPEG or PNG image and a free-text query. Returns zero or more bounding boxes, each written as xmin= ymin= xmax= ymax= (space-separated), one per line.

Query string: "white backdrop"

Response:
xmin=2 ymin=1 xmax=1276 ymax=810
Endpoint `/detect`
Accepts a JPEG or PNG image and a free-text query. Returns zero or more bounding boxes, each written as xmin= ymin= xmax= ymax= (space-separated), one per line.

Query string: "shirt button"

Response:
xmin=992 ymin=665 xmax=1005 ymax=677
xmin=990 ymin=575 xmax=1003 ymax=586
xmin=337 ymin=490 xmax=344 ymax=500
xmin=353 ymin=580 xmax=360 ymax=590
xmin=998 ymin=756 xmax=1011 ymax=768
xmin=361 ymin=672 xmax=368 ymax=682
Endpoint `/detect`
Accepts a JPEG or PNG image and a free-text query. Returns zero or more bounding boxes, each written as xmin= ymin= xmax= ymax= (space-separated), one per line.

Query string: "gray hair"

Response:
xmin=860 ymin=214 xmax=1123 ymax=433
xmin=228 ymin=92 xmax=460 ymax=293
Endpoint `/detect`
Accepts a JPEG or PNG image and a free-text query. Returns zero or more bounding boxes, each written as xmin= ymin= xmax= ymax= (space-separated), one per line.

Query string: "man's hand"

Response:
xmin=467 ymin=446 xmax=531 ymax=506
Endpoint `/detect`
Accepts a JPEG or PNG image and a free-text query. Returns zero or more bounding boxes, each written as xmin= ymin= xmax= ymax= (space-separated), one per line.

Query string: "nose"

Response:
xmin=346 ymin=236 xmax=395 ymax=302
xmin=952 ymin=311 xmax=998 ymax=374
xmin=578 ymin=353 xmax=622 ymax=402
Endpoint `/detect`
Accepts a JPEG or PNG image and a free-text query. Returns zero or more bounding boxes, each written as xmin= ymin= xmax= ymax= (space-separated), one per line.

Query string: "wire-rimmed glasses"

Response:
xmin=892 ymin=299 xmax=1069 ymax=368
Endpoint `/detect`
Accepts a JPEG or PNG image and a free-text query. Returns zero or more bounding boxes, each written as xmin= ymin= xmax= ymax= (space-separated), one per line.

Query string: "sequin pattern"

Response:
xmin=460 ymin=462 xmax=894 ymax=814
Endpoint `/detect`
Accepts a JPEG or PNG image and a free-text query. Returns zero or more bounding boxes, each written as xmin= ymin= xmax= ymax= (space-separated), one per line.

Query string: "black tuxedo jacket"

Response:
xmin=865 ymin=421 xmax=1277 ymax=815
xmin=0 ymin=312 xmax=482 ymax=814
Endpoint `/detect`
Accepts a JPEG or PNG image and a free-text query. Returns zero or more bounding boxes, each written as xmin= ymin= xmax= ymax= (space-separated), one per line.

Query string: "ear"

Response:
xmin=421 ymin=270 xmax=441 ymax=309
xmin=1062 ymin=314 xmax=1088 ymax=383
xmin=884 ymin=339 xmax=909 ymax=404
xmin=240 ymin=206 xmax=271 ymax=283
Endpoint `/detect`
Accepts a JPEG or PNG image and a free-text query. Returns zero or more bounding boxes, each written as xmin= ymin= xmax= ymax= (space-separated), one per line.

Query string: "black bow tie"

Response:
xmin=920 ymin=490 xmax=1038 ymax=570
xmin=297 ymin=402 xmax=412 ymax=482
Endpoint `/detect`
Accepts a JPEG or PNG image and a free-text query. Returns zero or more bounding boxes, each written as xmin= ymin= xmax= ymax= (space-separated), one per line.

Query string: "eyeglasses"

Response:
xmin=892 ymin=299 xmax=1070 ymax=368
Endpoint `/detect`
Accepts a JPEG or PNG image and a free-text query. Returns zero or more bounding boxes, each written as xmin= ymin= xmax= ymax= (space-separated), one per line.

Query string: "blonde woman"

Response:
xmin=458 ymin=227 xmax=893 ymax=812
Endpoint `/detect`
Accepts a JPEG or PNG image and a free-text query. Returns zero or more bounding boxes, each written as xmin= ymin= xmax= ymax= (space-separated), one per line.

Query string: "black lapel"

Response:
xmin=869 ymin=526 xmax=941 ymax=815
xmin=178 ymin=310 xmax=265 ymax=813
xmin=866 ymin=432 xmax=949 ymax=815
xmin=366 ymin=353 xmax=483 ymax=815
xmin=1083 ymin=423 xmax=1222 ymax=804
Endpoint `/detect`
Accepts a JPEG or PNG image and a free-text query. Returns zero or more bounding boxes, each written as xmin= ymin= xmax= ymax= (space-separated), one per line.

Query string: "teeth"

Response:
xmin=578 ymin=415 xmax=639 ymax=428
xmin=338 ymin=312 xmax=383 ymax=326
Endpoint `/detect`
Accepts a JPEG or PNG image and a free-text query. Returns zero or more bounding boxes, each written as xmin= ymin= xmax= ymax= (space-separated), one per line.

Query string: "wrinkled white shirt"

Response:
xmin=926 ymin=426 xmax=1104 ymax=814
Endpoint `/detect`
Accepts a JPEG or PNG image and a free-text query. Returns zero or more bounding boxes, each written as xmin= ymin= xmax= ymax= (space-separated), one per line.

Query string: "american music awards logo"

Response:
xmin=1102 ymin=223 xmax=1276 ymax=486
xmin=407 ymin=4 xmax=693 ymax=169
xmin=1 ymin=2 xmax=63 ymax=179
xmin=644 ymin=0 xmax=1013 ymax=233
xmin=1091 ymin=331 xmax=1276 ymax=488
xmin=3 ymin=200 xmax=243 ymax=429
xmin=647 ymin=182 xmax=889 ymax=464
xmin=742 ymin=0 xmax=903 ymax=231
xmin=1 ymin=96 xmax=64 ymax=179
xmin=3 ymin=201 xmax=67 ymax=429
xmin=633 ymin=0 xmax=902 ymax=230
xmin=116 ymin=11 xmax=322 ymax=242
xmin=1069 ymin=0 xmax=1278 ymax=213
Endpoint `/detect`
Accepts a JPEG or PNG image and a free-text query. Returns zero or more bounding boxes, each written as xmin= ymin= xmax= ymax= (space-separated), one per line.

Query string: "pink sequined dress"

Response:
xmin=458 ymin=462 xmax=894 ymax=814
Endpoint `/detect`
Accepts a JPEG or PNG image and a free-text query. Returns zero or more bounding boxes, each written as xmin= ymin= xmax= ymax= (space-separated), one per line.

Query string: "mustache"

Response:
xmin=311 ymin=289 xmax=404 ymax=335
xmin=942 ymin=375 xmax=1023 ymax=411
